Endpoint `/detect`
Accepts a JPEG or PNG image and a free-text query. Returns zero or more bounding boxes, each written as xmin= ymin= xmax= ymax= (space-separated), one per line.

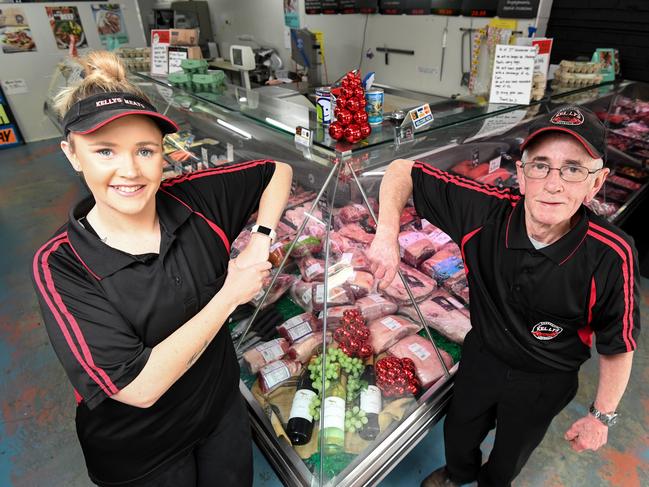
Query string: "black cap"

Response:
xmin=62 ymin=92 xmax=179 ymax=137
xmin=520 ymin=105 xmax=606 ymax=160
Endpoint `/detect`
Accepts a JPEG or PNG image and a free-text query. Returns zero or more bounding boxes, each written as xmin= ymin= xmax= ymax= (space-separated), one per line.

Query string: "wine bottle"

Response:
xmin=322 ymin=364 xmax=346 ymax=454
xmin=358 ymin=359 xmax=381 ymax=441
xmin=287 ymin=368 xmax=317 ymax=446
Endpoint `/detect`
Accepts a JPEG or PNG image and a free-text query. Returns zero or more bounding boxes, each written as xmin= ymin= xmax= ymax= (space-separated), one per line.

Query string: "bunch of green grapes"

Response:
xmin=345 ymin=406 xmax=368 ymax=433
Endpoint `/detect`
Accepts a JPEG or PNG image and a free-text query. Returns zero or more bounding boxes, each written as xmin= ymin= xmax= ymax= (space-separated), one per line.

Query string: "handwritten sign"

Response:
xmin=489 ymin=45 xmax=536 ymax=105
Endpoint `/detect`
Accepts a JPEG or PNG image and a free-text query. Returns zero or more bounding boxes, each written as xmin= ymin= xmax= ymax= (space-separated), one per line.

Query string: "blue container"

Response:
xmin=365 ymin=88 xmax=384 ymax=125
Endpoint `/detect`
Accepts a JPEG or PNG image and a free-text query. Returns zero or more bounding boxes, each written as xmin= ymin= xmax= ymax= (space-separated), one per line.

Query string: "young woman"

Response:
xmin=32 ymin=51 xmax=293 ymax=486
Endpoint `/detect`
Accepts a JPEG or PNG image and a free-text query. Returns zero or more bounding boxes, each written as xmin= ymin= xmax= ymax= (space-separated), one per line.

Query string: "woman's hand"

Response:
xmin=221 ymin=259 xmax=272 ymax=307
xmin=234 ymin=233 xmax=271 ymax=269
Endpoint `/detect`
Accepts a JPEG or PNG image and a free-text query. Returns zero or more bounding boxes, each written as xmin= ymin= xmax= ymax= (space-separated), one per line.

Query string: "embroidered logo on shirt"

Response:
xmin=550 ymin=108 xmax=584 ymax=126
xmin=531 ymin=321 xmax=563 ymax=340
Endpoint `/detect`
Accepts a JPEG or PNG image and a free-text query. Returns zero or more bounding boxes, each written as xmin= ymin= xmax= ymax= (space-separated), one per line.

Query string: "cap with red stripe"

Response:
xmin=520 ymin=105 xmax=606 ymax=160
xmin=62 ymin=91 xmax=179 ymax=136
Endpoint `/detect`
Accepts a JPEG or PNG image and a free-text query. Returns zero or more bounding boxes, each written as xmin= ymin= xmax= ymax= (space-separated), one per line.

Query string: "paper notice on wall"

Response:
xmin=151 ymin=29 xmax=170 ymax=75
xmin=488 ymin=45 xmax=536 ymax=105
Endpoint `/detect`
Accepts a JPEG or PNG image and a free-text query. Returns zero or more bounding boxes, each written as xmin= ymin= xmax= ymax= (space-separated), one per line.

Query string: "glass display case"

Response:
xmin=44 ymin=71 xmax=648 ymax=486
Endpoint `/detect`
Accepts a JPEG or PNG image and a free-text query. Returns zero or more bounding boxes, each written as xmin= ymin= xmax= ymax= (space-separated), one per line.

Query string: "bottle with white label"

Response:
xmin=358 ymin=358 xmax=381 ymax=441
xmin=322 ymin=370 xmax=346 ymax=454
xmin=287 ymin=368 xmax=317 ymax=445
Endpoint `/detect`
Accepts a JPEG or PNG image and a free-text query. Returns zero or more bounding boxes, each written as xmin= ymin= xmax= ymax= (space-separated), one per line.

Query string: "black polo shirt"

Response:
xmin=32 ymin=159 xmax=275 ymax=485
xmin=412 ymin=162 xmax=640 ymax=373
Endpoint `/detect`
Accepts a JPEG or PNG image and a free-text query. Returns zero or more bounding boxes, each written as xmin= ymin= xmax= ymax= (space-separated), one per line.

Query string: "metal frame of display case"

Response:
xmin=44 ymin=72 xmax=649 ymax=487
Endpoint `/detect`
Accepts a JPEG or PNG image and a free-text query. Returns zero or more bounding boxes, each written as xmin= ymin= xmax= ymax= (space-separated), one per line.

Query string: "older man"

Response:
xmin=367 ymin=106 xmax=640 ymax=487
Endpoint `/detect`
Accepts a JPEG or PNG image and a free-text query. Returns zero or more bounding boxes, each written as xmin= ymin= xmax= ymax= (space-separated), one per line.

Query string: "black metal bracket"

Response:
xmin=376 ymin=46 xmax=415 ymax=65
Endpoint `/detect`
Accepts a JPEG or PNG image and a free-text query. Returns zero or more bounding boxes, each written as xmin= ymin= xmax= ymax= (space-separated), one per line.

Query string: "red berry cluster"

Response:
xmin=333 ymin=309 xmax=373 ymax=358
xmin=328 ymin=71 xmax=371 ymax=144
xmin=375 ymin=357 xmax=421 ymax=397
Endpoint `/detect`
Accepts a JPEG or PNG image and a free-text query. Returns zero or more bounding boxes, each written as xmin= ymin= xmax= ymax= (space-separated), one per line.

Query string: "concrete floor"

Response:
xmin=1 ymin=138 xmax=647 ymax=487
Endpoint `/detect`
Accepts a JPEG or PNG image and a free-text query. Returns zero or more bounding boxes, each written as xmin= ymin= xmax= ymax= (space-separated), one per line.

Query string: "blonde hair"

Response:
xmin=53 ymin=50 xmax=149 ymax=118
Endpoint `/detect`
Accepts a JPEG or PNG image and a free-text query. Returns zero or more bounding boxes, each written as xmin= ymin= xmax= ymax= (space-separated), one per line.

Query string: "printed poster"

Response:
xmin=0 ymin=6 xmax=37 ymax=53
xmin=284 ymin=0 xmax=300 ymax=29
xmin=91 ymin=4 xmax=129 ymax=48
xmin=46 ymin=6 xmax=88 ymax=50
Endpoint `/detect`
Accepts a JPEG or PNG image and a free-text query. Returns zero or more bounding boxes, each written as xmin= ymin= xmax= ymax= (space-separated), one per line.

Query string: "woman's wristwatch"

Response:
xmin=589 ymin=403 xmax=619 ymax=427
xmin=251 ymin=224 xmax=277 ymax=242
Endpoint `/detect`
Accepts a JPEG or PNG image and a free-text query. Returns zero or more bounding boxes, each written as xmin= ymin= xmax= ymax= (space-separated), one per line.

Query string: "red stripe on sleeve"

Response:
xmin=33 ymin=234 xmax=118 ymax=396
xmin=161 ymin=159 xmax=273 ymax=187
xmin=586 ymin=229 xmax=635 ymax=351
xmin=460 ymin=226 xmax=483 ymax=276
xmin=578 ymin=277 xmax=596 ymax=348
xmin=589 ymin=223 xmax=637 ymax=350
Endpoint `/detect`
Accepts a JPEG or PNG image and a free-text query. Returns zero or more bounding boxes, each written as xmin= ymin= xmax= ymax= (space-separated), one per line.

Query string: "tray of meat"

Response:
xmin=339 ymin=223 xmax=375 ymax=245
xmin=298 ymin=257 xmax=326 ymax=282
xmin=277 ymin=313 xmax=320 ymax=344
xmin=259 ymin=359 xmax=302 ymax=393
xmin=355 ymin=294 xmax=399 ymax=321
xmin=329 ymin=232 xmax=363 ymax=255
xmin=615 ymin=165 xmax=649 ymax=183
xmin=287 ymin=331 xmax=331 ymax=363
xmin=384 ymin=263 xmax=437 ymax=304
xmin=426 ymin=228 xmax=454 ymax=252
xmin=368 ymin=315 xmax=422 ymax=353
xmin=337 ymin=250 xmax=372 ymax=272
xmin=607 ymin=174 xmax=642 ymax=191
xmin=344 ymin=271 xmax=375 ymax=299
xmin=399 ymin=206 xmax=420 ymax=230
xmin=475 ymin=167 xmax=514 ymax=187
xmin=388 ymin=335 xmax=454 ymax=388
xmin=338 ymin=203 xmax=370 ymax=223
xmin=312 ymin=283 xmax=355 ymax=312
xmin=419 ymin=248 xmax=464 ymax=283
xmin=252 ymin=274 xmax=297 ymax=308
xmin=442 ymin=272 xmax=469 ymax=306
xmin=243 ymin=338 xmax=290 ymax=373
xmin=398 ymin=290 xmax=471 ymax=344
xmin=317 ymin=305 xmax=360 ymax=328
xmin=600 ymin=183 xmax=631 ymax=203
xmin=399 ymin=231 xmax=436 ymax=267
xmin=290 ymin=279 xmax=315 ymax=312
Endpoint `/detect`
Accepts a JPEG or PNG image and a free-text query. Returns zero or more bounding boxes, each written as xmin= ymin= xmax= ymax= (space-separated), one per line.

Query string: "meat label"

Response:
xmin=261 ymin=361 xmax=291 ymax=389
xmin=256 ymin=339 xmax=285 ymax=363
xmin=408 ymin=342 xmax=431 ymax=361
xmin=380 ymin=317 xmax=402 ymax=330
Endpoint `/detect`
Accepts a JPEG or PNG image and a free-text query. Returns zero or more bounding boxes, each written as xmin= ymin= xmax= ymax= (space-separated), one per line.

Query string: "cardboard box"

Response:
xmin=168 ymin=46 xmax=202 ymax=73
xmin=169 ymin=28 xmax=199 ymax=46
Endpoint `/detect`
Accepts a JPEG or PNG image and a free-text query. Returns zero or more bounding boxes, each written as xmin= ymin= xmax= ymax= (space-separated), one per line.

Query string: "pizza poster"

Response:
xmin=0 ymin=6 xmax=37 ymax=54
xmin=46 ymin=6 xmax=88 ymax=50
xmin=91 ymin=4 xmax=129 ymax=48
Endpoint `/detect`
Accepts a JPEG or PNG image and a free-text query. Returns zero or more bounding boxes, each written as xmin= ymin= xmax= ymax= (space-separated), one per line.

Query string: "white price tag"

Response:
xmin=295 ymin=126 xmax=312 ymax=147
xmin=488 ymin=156 xmax=502 ymax=174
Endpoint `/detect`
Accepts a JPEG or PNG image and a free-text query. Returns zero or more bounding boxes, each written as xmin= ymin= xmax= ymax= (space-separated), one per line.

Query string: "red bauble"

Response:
xmin=346 ymin=97 xmax=361 ymax=113
xmin=358 ymin=343 xmax=373 ymax=358
xmin=353 ymin=86 xmax=365 ymax=99
xmin=359 ymin=124 xmax=371 ymax=138
xmin=358 ymin=98 xmax=367 ymax=109
xmin=354 ymin=110 xmax=368 ymax=125
xmin=341 ymin=78 xmax=351 ymax=89
xmin=329 ymin=122 xmax=345 ymax=140
xmin=344 ymin=124 xmax=362 ymax=143
xmin=337 ymin=109 xmax=353 ymax=127
xmin=341 ymin=87 xmax=354 ymax=99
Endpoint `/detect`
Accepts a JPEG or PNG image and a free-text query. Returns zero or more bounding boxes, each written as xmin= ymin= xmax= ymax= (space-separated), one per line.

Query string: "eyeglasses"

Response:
xmin=521 ymin=161 xmax=602 ymax=182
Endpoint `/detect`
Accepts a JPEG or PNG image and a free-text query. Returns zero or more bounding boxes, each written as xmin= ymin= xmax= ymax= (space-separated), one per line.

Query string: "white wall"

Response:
xmin=0 ymin=1 xmax=147 ymax=142
xmin=210 ymin=0 xmax=543 ymax=98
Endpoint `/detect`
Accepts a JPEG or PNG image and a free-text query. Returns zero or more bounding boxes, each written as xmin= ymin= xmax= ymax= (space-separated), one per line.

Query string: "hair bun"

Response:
xmin=83 ymin=51 xmax=127 ymax=83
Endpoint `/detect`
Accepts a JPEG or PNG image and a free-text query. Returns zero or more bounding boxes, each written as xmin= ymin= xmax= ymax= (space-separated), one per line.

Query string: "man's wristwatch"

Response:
xmin=589 ymin=403 xmax=619 ymax=427
xmin=251 ymin=224 xmax=277 ymax=242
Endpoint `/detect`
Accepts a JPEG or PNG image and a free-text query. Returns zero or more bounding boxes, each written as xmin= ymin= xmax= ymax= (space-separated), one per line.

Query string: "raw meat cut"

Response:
xmin=252 ymin=274 xmax=297 ymax=308
xmin=399 ymin=231 xmax=436 ymax=267
xmin=475 ymin=167 xmax=514 ymax=186
xmin=398 ymin=290 xmax=471 ymax=343
xmin=287 ymin=332 xmax=331 ymax=363
xmin=607 ymin=174 xmax=642 ymax=191
xmin=298 ymin=257 xmax=326 ymax=282
xmin=318 ymin=305 xmax=360 ymax=328
xmin=338 ymin=203 xmax=370 ymax=223
xmin=367 ymin=315 xmax=421 ymax=353
xmin=339 ymin=223 xmax=375 ymax=245
xmin=329 ymin=232 xmax=362 ymax=255
xmin=277 ymin=313 xmax=320 ymax=344
xmin=311 ymin=283 xmax=354 ymax=312
xmin=355 ymin=294 xmax=399 ymax=321
xmin=383 ymin=263 xmax=437 ymax=304
xmin=388 ymin=335 xmax=454 ymax=388
xmin=344 ymin=271 xmax=375 ymax=299
xmin=442 ymin=272 xmax=469 ymax=308
xmin=243 ymin=338 xmax=289 ymax=373
xmin=426 ymin=228 xmax=454 ymax=252
xmin=419 ymin=248 xmax=464 ymax=283
xmin=336 ymin=250 xmax=372 ymax=272
xmin=259 ymin=359 xmax=302 ymax=393
xmin=290 ymin=279 xmax=315 ymax=312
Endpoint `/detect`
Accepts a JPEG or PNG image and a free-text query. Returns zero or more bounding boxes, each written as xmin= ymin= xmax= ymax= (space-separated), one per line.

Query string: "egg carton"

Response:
xmin=558 ymin=60 xmax=603 ymax=74
xmin=553 ymin=70 xmax=603 ymax=88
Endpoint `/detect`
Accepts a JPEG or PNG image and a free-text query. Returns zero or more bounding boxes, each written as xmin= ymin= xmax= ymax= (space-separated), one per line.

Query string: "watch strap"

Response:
xmin=251 ymin=224 xmax=277 ymax=242
xmin=589 ymin=403 xmax=618 ymax=426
